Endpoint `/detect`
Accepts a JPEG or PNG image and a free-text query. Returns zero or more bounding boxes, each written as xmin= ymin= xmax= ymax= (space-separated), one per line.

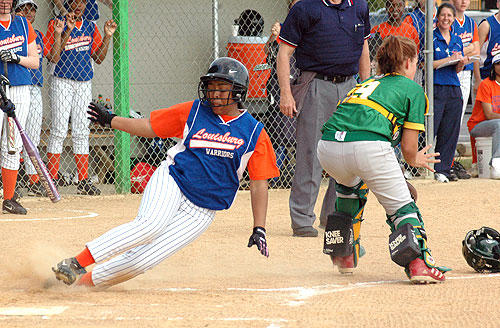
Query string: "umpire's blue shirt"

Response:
xmin=279 ymin=0 xmax=370 ymax=76
xmin=433 ymin=28 xmax=463 ymax=86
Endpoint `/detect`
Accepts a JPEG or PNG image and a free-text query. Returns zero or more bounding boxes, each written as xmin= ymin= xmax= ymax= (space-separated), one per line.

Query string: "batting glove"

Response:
xmin=247 ymin=226 xmax=269 ymax=257
xmin=87 ymin=101 xmax=116 ymax=128
xmin=0 ymin=50 xmax=20 ymax=64
xmin=0 ymin=99 xmax=15 ymax=117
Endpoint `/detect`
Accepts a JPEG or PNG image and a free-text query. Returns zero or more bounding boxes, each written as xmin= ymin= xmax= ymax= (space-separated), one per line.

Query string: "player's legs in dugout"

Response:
xmin=84 ymin=162 xmax=215 ymax=287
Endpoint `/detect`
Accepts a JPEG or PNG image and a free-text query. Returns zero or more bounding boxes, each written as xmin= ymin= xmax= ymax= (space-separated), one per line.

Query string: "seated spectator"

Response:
xmin=44 ymin=0 xmax=117 ymax=195
xmin=467 ymin=54 xmax=500 ymax=179
xmin=371 ymin=0 xmax=420 ymax=55
xmin=52 ymin=0 xmax=112 ymax=22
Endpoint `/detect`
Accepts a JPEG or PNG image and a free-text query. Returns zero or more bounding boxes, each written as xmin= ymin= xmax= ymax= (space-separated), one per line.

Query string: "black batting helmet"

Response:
xmin=462 ymin=226 xmax=500 ymax=273
xmin=198 ymin=57 xmax=249 ymax=108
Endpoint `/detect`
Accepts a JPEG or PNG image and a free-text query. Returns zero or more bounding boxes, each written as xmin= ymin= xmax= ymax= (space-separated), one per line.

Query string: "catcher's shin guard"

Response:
xmin=323 ymin=211 xmax=353 ymax=257
xmin=334 ymin=181 xmax=369 ymax=267
xmin=386 ymin=202 xmax=451 ymax=278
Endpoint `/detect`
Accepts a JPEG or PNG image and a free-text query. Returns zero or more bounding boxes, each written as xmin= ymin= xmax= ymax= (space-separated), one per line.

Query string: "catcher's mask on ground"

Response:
xmin=462 ymin=226 xmax=500 ymax=273
xmin=198 ymin=57 xmax=249 ymax=108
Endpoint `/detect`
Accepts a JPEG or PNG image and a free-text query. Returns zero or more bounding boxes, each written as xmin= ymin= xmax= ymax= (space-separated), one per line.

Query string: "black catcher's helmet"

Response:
xmin=198 ymin=57 xmax=249 ymax=108
xmin=462 ymin=227 xmax=500 ymax=273
xmin=235 ymin=9 xmax=264 ymax=37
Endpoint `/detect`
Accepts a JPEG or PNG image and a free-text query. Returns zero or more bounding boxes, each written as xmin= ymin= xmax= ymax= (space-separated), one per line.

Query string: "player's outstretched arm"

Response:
xmin=87 ymin=102 xmax=157 ymax=138
xmin=401 ymin=128 xmax=440 ymax=172
xmin=247 ymin=179 xmax=269 ymax=257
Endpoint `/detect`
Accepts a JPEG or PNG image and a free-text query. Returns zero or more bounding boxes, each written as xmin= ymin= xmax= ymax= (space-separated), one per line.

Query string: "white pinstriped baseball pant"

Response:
xmin=86 ymin=162 xmax=215 ymax=287
xmin=23 ymin=85 xmax=43 ymax=175
xmin=48 ymin=76 xmax=92 ymax=155
xmin=0 ymin=85 xmax=30 ymax=170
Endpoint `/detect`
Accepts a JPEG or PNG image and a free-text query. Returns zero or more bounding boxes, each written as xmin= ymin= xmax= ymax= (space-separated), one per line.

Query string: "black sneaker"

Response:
xmin=27 ymin=181 xmax=47 ymax=197
xmin=77 ymin=179 xmax=101 ymax=196
xmin=451 ymin=161 xmax=471 ymax=179
xmin=2 ymin=199 xmax=27 ymax=215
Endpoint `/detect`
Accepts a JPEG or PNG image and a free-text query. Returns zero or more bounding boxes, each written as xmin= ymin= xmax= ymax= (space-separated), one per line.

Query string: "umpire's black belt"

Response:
xmin=315 ymin=73 xmax=351 ymax=83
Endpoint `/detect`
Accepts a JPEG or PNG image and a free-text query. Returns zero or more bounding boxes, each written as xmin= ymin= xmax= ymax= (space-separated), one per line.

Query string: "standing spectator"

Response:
xmin=52 ymin=0 xmax=112 ymax=22
xmin=450 ymin=0 xmax=478 ymax=180
xmin=277 ymin=0 xmax=371 ymax=237
xmin=473 ymin=0 xmax=500 ymax=96
xmin=404 ymin=0 xmax=437 ymax=86
xmin=0 ymin=0 xmax=39 ymax=214
xmin=451 ymin=0 xmax=479 ymax=124
xmin=467 ymin=54 xmax=500 ymax=179
xmin=432 ymin=3 xmax=468 ymax=183
xmin=371 ymin=0 xmax=420 ymax=52
xmin=44 ymin=0 xmax=117 ymax=195
xmin=14 ymin=0 xmax=58 ymax=196
xmin=264 ymin=0 xmax=300 ymax=188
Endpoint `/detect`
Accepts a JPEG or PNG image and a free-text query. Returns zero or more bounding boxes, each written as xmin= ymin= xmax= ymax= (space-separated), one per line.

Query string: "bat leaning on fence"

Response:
xmin=0 ymin=75 xmax=60 ymax=203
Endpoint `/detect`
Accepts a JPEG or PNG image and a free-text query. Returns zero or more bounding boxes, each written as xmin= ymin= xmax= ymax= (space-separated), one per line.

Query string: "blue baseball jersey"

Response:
xmin=29 ymin=29 xmax=44 ymax=87
xmin=166 ymin=100 xmax=264 ymax=210
xmin=452 ymin=15 xmax=477 ymax=71
xmin=433 ymin=28 xmax=464 ymax=86
xmin=0 ymin=16 xmax=32 ymax=86
xmin=481 ymin=15 xmax=500 ymax=79
xmin=51 ymin=18 xmax=98 ymax=81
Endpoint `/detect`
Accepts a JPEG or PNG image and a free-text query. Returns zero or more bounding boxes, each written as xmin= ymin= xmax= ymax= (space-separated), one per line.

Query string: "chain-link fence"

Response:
xmin=10 ymin=0 xmax=477 ymax=198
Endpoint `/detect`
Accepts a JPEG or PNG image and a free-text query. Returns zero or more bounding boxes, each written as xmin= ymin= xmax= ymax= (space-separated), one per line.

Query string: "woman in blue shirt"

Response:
xmin=432 ymin=3 xmax=469 ymax=182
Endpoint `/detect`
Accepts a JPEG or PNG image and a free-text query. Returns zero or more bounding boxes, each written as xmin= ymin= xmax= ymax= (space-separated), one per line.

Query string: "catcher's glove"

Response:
xmin=406 ymin=180 xmax=418 ymax=202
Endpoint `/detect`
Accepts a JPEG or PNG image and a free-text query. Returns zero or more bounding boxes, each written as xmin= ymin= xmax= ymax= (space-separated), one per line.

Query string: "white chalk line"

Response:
xmin=0 ymin=209 xmax=98 ymax=222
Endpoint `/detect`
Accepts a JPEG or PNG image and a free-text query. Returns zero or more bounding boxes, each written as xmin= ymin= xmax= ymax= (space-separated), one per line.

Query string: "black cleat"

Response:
xmin=52 ymin=257 xmax=87 ymax=285
xmin=77 ymin=178 xmax=101 ymax=196
xmin=2 ymin=199 xmax=27 ymax=215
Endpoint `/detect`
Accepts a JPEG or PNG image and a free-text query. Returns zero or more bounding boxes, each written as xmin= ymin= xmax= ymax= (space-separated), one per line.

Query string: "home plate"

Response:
xmin=0 ymin=306 xmax=68 ymax=316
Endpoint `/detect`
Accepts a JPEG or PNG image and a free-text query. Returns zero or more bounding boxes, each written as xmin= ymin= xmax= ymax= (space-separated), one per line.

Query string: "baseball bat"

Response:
xmin=0 ymin=83 xmax=60 ymax=203
xmin=3 ymin=62 xmax=14 ymax=155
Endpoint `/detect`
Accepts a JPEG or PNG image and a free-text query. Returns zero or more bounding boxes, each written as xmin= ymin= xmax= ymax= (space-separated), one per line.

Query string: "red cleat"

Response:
xmin=407 ymin=258 xmax=445 ymax=284
xmin=330 ymin=254 xmax=354 ymax=274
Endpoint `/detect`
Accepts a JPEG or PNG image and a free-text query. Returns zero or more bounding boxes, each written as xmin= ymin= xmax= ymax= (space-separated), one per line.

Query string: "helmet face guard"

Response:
xmin=462 ymin=227 xmax=500 ymax=273
xmin=198 ymin=57 xmax=249 ymax=108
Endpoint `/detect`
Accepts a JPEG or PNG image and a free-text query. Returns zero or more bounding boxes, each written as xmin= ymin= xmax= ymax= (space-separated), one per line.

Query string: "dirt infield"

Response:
xmin=0 ymin=178 xmax=499 ymax=327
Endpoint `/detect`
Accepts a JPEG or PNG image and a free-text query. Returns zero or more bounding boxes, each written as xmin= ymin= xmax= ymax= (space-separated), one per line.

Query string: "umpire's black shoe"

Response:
xmin=77 ymin=178 xmax=101 ymax=196
xmin=2 ymin=199 xmax=27 ymax=215
xmin=292 ymin=226 xmax=318 ymax=237
xmin=27 ymin=181 xmax=47 ymax=197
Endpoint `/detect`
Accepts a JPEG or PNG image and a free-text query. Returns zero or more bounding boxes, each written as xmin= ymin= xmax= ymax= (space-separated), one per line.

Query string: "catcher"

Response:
xmin=51 ymin=57 xmax=279 ymax=288
xmin=317 ymin=35 xmax=450 ymax=284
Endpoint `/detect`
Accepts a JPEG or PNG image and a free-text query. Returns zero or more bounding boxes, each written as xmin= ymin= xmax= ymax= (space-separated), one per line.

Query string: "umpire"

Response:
xmin=277 ymin=0 xmax=371 ymax=237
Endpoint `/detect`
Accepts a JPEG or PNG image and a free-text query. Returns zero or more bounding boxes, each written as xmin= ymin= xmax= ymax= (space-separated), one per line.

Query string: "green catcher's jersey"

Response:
xmin=321 ymin=74 xmax=428 ymax=146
